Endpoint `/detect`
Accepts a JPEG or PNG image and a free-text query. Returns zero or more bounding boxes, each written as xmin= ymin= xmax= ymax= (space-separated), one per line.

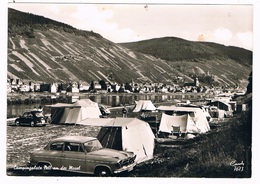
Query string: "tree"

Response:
xmin=99 ymin=80 xmax=107 ymax=90
xmin=246 ymin=71 xmax=252 ymax=94
xmin=124 ymin=82 xmax=133 ymax=92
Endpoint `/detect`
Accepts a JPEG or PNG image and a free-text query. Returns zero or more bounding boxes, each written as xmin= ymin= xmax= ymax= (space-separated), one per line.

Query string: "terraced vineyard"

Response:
xmin=8 ymin=19 xmax=176 ymax=83
xmin=8 ymin=8 xmax=252 ymax=86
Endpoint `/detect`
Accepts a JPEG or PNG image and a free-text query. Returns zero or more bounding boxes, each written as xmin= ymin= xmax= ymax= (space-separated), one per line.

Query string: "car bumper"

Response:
xmin=35 ymin=120 xmax=46 ymax=126
xmin=35 ymin=123 xmax=46 ymax=126
xmin=113 ymin=163 xmax=136 ymax=174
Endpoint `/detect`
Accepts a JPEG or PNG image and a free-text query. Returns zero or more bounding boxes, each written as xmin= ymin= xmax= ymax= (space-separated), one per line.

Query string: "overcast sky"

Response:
xmin=8 ymin=2 xmax=253 ymax=50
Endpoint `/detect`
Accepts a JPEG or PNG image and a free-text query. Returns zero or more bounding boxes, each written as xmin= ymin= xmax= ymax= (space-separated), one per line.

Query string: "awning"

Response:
xmin=157 ymin=105 xmax=200 ymax=112
xmin=45 ymin=103 xmax=80 ymax=108
xmin=76 ymin=118 xmax=114 ymax=126
xmin=77 ymin=117 xmax=141 ymax=127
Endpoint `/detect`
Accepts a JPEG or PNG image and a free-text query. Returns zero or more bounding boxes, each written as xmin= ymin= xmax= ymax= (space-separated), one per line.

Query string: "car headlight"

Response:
xmin=131 ymin=155 xmax=137 ymax=163
xmin=116 ymin=160 xmax=123 ymax=168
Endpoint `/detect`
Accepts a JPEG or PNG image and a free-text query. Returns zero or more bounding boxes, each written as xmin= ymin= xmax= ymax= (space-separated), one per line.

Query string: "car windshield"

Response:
xmin=83 ymin=139 xmax=103 ymax=152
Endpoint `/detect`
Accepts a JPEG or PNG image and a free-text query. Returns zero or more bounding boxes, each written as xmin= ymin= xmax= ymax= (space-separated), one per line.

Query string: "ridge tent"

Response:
xmin=46 ymin=99 xmax=101 ymax=124
xmin=77 ymin=117 xmax=155 ymax=163
xmin=133 ymin=100 xmax=156 ymax=112
xmin=132 ymin=100 xmax=158 ymax=134
xmin=157 ymin=105 xmax=210 ymax=133
xmin=207 ymin=100 xmax=232 ymax=112
xmin=175 ymin=103 xmax=212 ymax=122
xmin=159 ymin=113 xmax=199 ymax=137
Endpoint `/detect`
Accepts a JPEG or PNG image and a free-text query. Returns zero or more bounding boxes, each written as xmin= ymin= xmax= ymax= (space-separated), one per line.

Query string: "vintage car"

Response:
xmin=28 ymin=136 xmax=136 ymax=176
xmin=14 ymin=110 xmax=46 ymax=127
xmin=99 ymin=105 xmax=111 ymax=116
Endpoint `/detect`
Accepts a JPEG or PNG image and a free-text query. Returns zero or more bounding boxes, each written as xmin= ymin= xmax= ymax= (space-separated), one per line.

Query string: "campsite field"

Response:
xmin=6 ymin=108 xmax=251 ymax=177
xmin=6 ymin=124 xmax=101 ymax=170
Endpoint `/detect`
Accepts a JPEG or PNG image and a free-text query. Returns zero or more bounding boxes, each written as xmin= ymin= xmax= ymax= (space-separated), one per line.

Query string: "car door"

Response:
xmin=19 ymin=112 xmax=30 ymax=125
xmin=45 ymin=141 xmax=63 ymax=168
xmin=60 ymin=142 xmax=86 ymax=172
xmin=26 ymin=112 xmax=34 ymax=125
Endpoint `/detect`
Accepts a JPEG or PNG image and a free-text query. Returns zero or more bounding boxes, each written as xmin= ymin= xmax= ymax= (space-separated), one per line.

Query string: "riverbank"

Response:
xmin=7 ymin=92 xmax=80 ymax=105
xmin=7 ymin=91 xmax=214 ymax=105
xmin=7 ymin=91 xmax=211 ymax=119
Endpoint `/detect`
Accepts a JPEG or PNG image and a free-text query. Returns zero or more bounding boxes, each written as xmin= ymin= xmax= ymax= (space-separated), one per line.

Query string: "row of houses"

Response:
xmin=7 ymin=79 xmax=91 ymax=93
xmin=7 ymin=77 xmax=246 ymax=95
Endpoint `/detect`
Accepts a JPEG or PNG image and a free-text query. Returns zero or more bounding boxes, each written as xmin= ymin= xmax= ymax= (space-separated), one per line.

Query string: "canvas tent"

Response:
xmin=157 ymin=105 xmax=210 ymax=133
xmin=207 ymin=100 xmax=232 ymax=112
xmin=175 ymin=103 xmax=212 ymax=122
xmin=159 ymin=113 xmax=199 ymax=134
xmin=46 ymin=99 xmax=101 ymax=124
xmin=133 ymin=100 xmax=156 ymax=112
xmin=77 ymin=117 xmax=155 ymax=163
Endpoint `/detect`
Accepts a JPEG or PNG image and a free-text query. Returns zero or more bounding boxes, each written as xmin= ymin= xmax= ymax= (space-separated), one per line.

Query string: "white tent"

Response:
xmin=77 ymin=117 xmax=155 ymax=163
xmin=157 ymin=105 xmax=210 ymax=133
xmin=46 ymin=99 xmax=101 ymax=124
xmin=159 ymin=113 xmax=199 ymax=134
xmin=133 ymin=100 xmax=156 ymax=112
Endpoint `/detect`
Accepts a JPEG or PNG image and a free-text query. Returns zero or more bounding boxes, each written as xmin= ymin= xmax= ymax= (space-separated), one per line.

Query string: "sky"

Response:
xmin=7 ymin=1 xmax=254 ymax=50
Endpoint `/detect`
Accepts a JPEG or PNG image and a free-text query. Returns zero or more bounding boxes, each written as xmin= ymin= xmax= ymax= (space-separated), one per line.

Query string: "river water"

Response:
xmin=7 ymin=93 xmax=212 ymax=118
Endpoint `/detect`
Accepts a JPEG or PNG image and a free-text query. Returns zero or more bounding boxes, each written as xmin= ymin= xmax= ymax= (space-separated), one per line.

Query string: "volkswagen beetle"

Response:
xmin=14 ymin=110 xmax=46 ymax=127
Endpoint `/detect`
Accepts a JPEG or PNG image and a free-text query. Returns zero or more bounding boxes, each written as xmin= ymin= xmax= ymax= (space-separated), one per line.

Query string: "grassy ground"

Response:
xmin=130 ymin=111 xmax=252 ymax=178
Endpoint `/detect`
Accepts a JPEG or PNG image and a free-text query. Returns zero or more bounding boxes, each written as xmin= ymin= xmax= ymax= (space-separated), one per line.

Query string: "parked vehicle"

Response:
xmin=14 ymin=110 xmax=46 ymax=127
xmin=28 ymin=136 xmax=136 ymax=176
xmin=99 ymin=105 xmax=111 ymax=116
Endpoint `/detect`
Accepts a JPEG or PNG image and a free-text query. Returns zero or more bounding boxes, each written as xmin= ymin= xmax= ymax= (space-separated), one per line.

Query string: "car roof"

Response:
xmin=31 ymin=110 xmax=42 ymax=113
xmin=50 ymin=136 xmax=97 ymax=143
xmin=23 ymin=110 xmax=41 ymax=113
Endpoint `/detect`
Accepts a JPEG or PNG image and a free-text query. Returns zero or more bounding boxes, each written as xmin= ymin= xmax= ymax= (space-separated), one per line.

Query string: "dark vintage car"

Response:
xmin=99 ymin=105 xmax=111 ymax=116
xmin=14 ymin=110 xmax=46 ymax=127
xmin=28 ymin=136 xmax=136 ymax=176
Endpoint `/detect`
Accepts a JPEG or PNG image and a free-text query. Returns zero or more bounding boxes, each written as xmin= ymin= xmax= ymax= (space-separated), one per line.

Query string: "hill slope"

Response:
xmin=120 ymin=37 xmax=252 ymax=67
xmin=7 ymin=8 xmax=177 ymax=83
xmin=8 ymin=8 xmax=252 ymax=86
xmin=121 ymin=37 xmax=252 ymax=86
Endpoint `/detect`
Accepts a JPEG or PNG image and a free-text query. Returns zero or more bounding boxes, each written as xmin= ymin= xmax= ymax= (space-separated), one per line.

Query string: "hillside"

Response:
xmin=8 ymin=8 xmax=102 ymax=39
xmin=7 ymin=8 xmax=177 ymax=84
xmin=121 ymin=37 xmax=252 ymax=87
xmin=121 ymin=37 xmax=252 ymax=67
xmin=8 ymin=8 xmax=252 ymax=86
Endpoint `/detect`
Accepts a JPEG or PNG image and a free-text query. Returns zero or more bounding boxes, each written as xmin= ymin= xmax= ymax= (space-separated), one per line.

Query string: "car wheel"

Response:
xmin=30 ymin=121 xmax=35 ymax=127
xmin=37 ymin=163 xmax=52 ymax=175
xmin=15 ymin=120 xmax=20 ymax=126
xmin=95 ymin=167 xmax=111 ymax=177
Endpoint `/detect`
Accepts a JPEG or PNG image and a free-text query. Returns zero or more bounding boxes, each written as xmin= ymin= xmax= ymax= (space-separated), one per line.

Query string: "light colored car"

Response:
xmin=28 ymin=136 xmax=136 ymax=176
